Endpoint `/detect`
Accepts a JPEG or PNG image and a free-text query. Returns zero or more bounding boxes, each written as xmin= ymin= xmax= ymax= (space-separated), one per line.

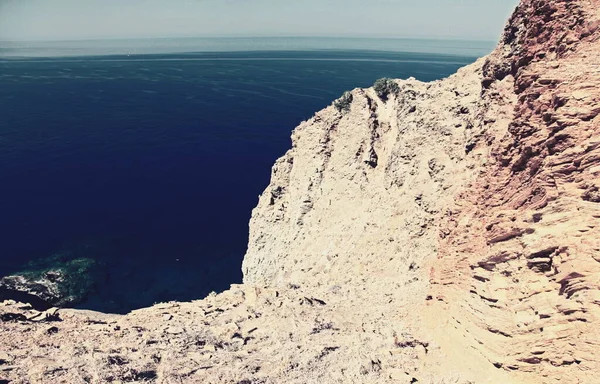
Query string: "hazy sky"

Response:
xmin=0 ymin=0 xmax=519 ymax=42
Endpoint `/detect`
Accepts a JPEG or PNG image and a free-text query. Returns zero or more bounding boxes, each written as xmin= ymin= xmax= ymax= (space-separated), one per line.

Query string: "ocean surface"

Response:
xmin=0 ymin=38 xmax=493 ymax=313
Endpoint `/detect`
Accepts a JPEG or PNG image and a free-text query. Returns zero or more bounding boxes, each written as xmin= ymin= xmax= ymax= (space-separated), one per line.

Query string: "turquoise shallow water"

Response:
xmin=0 ymin=39 xmax=490 ymax=312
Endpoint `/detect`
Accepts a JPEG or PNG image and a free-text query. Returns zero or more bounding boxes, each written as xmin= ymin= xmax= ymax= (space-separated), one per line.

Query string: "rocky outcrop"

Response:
xmin=0 ymin=255 xmax=100 ymax=310
xmin=431 ymin=0 xmax=600 ymax=382
xmin=242 ymin=62 xmax=491 ymax=288
xmin=1 ymin=1 xmax=599 ymax=383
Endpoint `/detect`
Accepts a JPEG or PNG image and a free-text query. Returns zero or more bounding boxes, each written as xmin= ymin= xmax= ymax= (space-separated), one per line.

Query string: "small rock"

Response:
xmin=89 ymin=323 xmax=107 ymax=331
xmin=244 ymin=287 xmax=259 ymax=306
xmin=572 ymin=90 xmax=591 ymax=101
xmin=189 ymin=351 xmax=211 ymax=362
xmin=165 ymin=326 xmax=184 ymax=335
xmin=0 ymin=352 xmax=12 ymax=364
xmin=162 ymin=314 xmax=173 ymax=321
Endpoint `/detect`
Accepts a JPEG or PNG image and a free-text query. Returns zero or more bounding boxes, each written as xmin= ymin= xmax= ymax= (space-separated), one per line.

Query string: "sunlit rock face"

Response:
xmin=432 ymin=0 xmax=600 ymax=381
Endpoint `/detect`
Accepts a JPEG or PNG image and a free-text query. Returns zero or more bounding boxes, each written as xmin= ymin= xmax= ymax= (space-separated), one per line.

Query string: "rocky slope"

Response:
xmin=1 ymin=0 xmax=599 ymax=383
xmin=431 ymin=0 xmax=600 ymax=382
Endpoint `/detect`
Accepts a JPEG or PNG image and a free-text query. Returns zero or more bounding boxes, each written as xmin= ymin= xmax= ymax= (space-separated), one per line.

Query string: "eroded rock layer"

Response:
xmin=432 ymin=0 xmax=600 ymax=382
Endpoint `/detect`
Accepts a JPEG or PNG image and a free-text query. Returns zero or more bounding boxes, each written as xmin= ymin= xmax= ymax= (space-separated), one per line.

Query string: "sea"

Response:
xmin=0 ymin=37 xmax=494 ymax=313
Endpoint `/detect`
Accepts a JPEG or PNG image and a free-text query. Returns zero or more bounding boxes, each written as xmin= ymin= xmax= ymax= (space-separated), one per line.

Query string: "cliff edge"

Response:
xmin=1 ymin=1 xmax=599 ymax=383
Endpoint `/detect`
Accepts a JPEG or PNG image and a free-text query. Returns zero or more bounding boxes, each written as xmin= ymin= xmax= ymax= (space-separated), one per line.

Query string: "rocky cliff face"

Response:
xmin=431 ymin=1 xmax=600 ymax=382
xmin=242 ymin=60 xmax=490 ymax=289
xmin=1 ymin=1 xmax=599 ymax=383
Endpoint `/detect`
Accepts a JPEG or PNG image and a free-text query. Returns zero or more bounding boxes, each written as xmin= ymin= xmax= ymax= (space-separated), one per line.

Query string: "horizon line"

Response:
xmin=0 ymin=35 xmax=498 ymax=44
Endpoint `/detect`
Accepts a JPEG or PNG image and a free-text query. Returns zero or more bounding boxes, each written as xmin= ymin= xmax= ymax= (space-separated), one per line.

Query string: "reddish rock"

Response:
xmin=433 ymin=0 xmax=600 ymax=382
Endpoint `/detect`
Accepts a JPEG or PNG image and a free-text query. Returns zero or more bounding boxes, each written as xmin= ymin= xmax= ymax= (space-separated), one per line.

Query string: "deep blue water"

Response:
xmin=0 ymin=42 xmax=486 ymax=313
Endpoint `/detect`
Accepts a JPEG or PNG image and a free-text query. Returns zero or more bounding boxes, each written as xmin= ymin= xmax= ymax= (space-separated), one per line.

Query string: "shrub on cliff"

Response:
xmin=334 ymin=91 xmax=353 ymax=113
xmin=373 ymin=78 xmax=400 ymax=101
